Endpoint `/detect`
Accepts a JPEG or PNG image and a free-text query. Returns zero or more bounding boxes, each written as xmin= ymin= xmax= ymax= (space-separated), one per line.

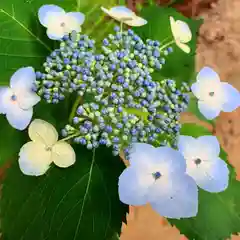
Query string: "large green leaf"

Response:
xmin=0 ymin=0 xmax=116 ymax=82
xmin=0 ymin=115 xmax=26 ymax=167
xmin=133 ymin=5 xmax=203 ymax=85
xmin=1 ymin=146 xmax=128 ymax=240
xmin=168 ymin=123 xmax=240 ymax=240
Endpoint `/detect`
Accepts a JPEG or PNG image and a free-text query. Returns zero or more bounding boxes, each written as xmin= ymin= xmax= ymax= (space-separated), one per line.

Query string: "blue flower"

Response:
xmin=191 ymin=67 xmax=240 ymax=119
xmin=118 ymin=143 xmax=198 ymax=219
xmin=38 ymin=4 xmax=85 ymax=40
xmin=0 ymin=67 xmax=41 ymax=130
xmin=178 ymin=135 xmax=229 ymax=193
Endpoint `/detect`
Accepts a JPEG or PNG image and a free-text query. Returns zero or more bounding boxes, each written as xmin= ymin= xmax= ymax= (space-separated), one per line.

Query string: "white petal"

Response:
xmin=51 ymin=141 xmax=76 ymax=168
xmin=0 ymin=87 xmax=13 ymax=114
xmin=125 ymin=16 xmax=147 ymax=27
xmin=148 ymin=174 xmax=198 ymax=219
xmin=169 ymin=16 xmax=178 ymax=41
xmin=186 ymin=157 xmax=229 ymax=193
xmin=196 ymin=66 xmax=220 ymax=83
xmin=18 ymin=141 xmax=52 ymax=176
xmin=198 ymin=100 xmax=221 ymax=120
xmin=38 ymin=4 xmax=65 ymax=27
xmin=6 ymin=105 xmax=33 ymax=130
xmin=175 ymin=41 xmax=190 ymax=53
xmin=221 ymin=82 xmax=240 ymax=112
xmin=177 ymin=135 xmax=197 ymax=160
xmin=47 ymin=28 xmax=65 ymax=40
xmin=10 ymin=67 xmax=36 ymax=92
xmin=118 ymin=166 xmax=154 ymax=205
xmin=101 ymin=6 xmax=111 ymax=15
xmin=28 ymin=119 xmax=58 ymax=146
xmin=196 ymin=136 xmax=220 ymax=158
xmin=153 ymin=146 xmax=186 ymax=175
xmin=175 ymin=20 xmax=192 ymax=43
xmin=67 ymin=12 xmax=85 ymax=25
xmin=105 ymin=6 xmax=135 ymax=22
xmin=17 ymin=90 xmax=41 ymax=110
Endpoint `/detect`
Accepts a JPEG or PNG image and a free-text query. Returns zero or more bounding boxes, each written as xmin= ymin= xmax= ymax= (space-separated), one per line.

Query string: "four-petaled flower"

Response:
xmin=118 ymin=143 xmax=198 ymax=219
xmin=18 ymin=119 xmax=76 ymax=176
xmin=178 ymin=135 xmax=229 ymax=193
xmin=0 ymin=67 xmax=40 ymax=130
xmin=191 ymin=67 xmax=240 ymax=120
xmin=169 ymin=16 xmax=192 ymax=53
xmin=101 ymin=6 xmax=147 ymax=27
xmin=38 ymin=4 xmax=85 ymax=40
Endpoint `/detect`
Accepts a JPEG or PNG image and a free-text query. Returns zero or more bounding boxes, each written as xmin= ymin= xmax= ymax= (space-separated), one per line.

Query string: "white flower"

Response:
xmin=191 ymin=67 xmax=240 ymax=120
xmin=38 ymin=4 xmax=85 ymax=40
xmin=169 ymin=16 xmax=192 ymax=53
xmin=178 ymin=135 xmax=229 ymax=193
xmin=118 ymin=143 xmax=198 ymax=219
xmin=18 ymin=119 xmax=76 ymax=176
xmin=101 ymin=6 xmax=147 ymax=27
xmin=0 ymin=67 xmax=40 ymax=130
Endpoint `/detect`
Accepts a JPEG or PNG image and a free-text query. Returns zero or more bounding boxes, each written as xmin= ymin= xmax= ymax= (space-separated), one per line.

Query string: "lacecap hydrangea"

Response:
xmin=34 ymin=26 xmax=191 ymax=157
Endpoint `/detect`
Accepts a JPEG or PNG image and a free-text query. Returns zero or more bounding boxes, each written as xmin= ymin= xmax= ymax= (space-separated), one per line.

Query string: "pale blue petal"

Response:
xmin=192 ymin=158 xmax=229 ymax=193
xmin=221 ymin=82 xmax=240 ymax=112
xmin=197 ymin=66 xmax=220 ymax=83
xmin=198 ymin=100 xmax=221 ymax=120
xmin=111 ymin=6 xmax=133 ymax=14
xmin=10 ymin=67 xmax=36 ymax=91
xmin=153 ymin=147 xmax=186 ymax=174
xmin=128 ymin=143 xmax=156 ymax=168
xmin=177 ymin=135 xmax=196 ymax=158
xmin=118 ymin=166 xmax=153 ymax=205
xmin=67 ymin=12 xmax=85 ymax=25
xmin=6 ymin=105 xmax=33 ymax=130
xmin=196 ymin=136 xmax=220 ymax=158
xmin=148 ymin=174 xmax=198 ymax=219
xmin=38 ymin=4 xmax=65 ymax=27
xmin=18 ymin=91 xmax=41 ymax=110
xmin=191 ymin=82 xmax=202 ymax=99
xmin=0 ymin=87 xmax=13 ymax=114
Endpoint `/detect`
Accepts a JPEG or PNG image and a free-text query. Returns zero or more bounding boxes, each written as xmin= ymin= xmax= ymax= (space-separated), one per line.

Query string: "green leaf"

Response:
xmin=168 ymin=123 xmax=240 ymax=240
xmin=1 ymin=146 xmax=128 ymax=240
xmin=0 ymin=0 xmax=116 ymax=83
xmin=133 ymin=6 xmax=203 ymax=85
xmin=0 ymin=115 xmax=26 ymax=167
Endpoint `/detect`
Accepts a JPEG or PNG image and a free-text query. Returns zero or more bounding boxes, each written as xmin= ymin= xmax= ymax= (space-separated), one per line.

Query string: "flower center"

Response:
xmin=209 ymin=91 xmax=215 ymax=97
xmin=45 ymin=146 xmax=52 ymax=151
xmin=10 ymin=94 xmax=17 ymax=101
xmin=194 ymin=158 xmax=201 ymax=165
xmin=152 ymin=171 xmax=161 ymax=180
xmin=60 ymin=22 xmax=66 ymax=27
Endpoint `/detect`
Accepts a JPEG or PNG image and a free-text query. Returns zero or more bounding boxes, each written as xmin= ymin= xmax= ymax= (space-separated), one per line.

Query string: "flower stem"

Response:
xmin=159 ymin=40 xmax=175 ymax=51
xmin=120 ymin=21 xmax=123 ymax=35
xmin=60 ymin=132 xmax=81 ymax=142
xmin=68 ymin=96 xmax=82 ymax=122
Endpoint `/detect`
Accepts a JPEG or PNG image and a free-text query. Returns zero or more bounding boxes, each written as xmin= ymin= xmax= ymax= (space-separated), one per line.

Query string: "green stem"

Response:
xmin=60 ymin=132 xmax=81 ymax=142
xmin=120 ymin=21 xmax=123 ymax=34
xmin=159 ymin=40 xmax=175 ymax=52
xmin=68 ymin=96 xmax=82 ymax=122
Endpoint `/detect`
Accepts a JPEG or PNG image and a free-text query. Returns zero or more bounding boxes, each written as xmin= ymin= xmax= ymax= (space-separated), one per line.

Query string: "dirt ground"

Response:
xmin=120 ymin=0 xmax=240 ymax=239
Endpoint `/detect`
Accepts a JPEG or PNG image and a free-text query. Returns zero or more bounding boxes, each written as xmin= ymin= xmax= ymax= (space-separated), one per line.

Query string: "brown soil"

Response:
xmin=120 ymin=0 xmax=240 ymax=239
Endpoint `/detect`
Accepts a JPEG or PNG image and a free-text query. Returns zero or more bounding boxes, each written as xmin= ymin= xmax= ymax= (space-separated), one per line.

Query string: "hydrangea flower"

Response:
xmin=169 ymin=16 xmax=192 ymax=53
xmin=38 ymin=4 xmax=85 ymax=40
xmin=18 ymin=119 xmax=76 ymax=176
xmin=0 ymin=67 xmax=40 ymax=130
xmin=178 ymin=135 xmax=229 ymax=193
xmin=191 ymin=67 xmax=240 ymax=120
xmin=118 ymin=143 xmax=198 ymax=219
xmin=101 ymin=6 xmax=147 ymax=27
